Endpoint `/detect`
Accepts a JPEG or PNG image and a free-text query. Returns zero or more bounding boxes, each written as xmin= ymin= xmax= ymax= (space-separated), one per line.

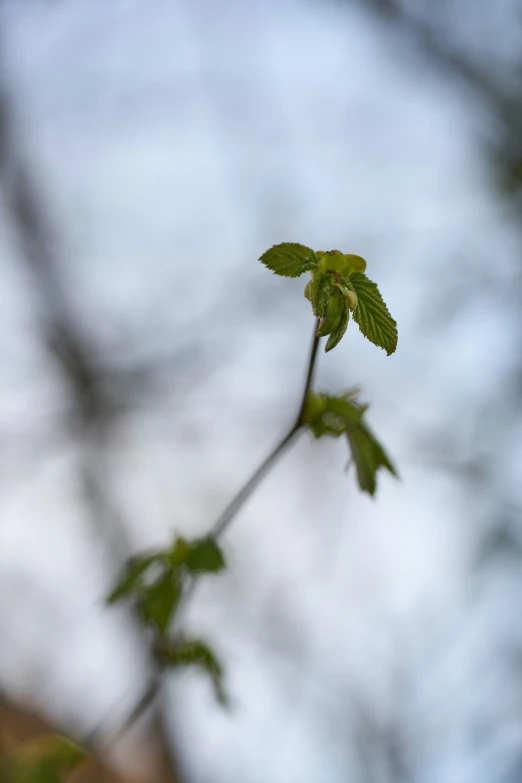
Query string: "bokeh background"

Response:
xmin=1 ymin=0 xmax=522 ymax=781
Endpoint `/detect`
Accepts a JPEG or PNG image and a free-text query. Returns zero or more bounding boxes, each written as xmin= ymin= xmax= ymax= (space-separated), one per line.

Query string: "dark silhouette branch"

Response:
xmin=211 ymin=318 xmax=320 ymax=538
xmin=0 ymin=43 xmax=185 ymax=783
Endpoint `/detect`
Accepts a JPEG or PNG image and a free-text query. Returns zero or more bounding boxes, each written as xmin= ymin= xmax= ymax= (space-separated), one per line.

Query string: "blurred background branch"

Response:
xmin=0 ymin=29 xmax=184 ymax=783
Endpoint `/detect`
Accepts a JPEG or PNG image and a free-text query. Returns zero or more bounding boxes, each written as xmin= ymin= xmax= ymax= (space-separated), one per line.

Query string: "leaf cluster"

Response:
xmin=107 ymin=535 xmax=226 ymax=702
xmin=158 ymin=637 xmax=227 ymax=706
xmin=259 ymin=243 xmax=397 ymax=355
xmin=304 ymin=391 xmax=397 ymax=496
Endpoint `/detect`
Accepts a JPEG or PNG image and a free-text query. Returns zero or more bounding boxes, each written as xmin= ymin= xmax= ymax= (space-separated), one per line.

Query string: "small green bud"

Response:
xmin=304 ymin=392 xmax=327 ymax=425
xmin=336 ymin=285 xmax=358 ymax=310
xmin=319 ymin=251 xmax=346 ymax=273
xmin=341 ymin=254 xmax=366 ymax=277
xmin=345 ymin=289 xmax=358 ymax=309
xmin=316 ymin=288 xmax=343 ymax=336
xmin=307 ymin=272 xmax=335 ymax=317
xmin=318 ymin=251 xmax=366 ymax=276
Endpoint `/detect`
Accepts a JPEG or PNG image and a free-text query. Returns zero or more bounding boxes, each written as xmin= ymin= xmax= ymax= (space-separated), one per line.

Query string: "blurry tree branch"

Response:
xmin=351 ymin=0 xmax=522 ymax=572
xmin=352 ymin=0 xmax=522 ymax=196
xmin=0 ymin=40 xmax=185 ymax=783
xmin=355 ymin=0 xmax=503 ymax=102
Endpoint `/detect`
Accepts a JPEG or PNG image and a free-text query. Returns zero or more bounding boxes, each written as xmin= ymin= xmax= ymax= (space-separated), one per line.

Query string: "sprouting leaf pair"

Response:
xmin=107 ymin=535 xmax=227 ymax=703
xmin=304 ymin=391 xmax=397 ymax=496
xmin=259 ymin=243 xmax=397 ymax=355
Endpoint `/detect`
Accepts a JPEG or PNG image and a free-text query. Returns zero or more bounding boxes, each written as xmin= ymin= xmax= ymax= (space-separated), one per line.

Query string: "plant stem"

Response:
xmin=108 ymin=679 xmax=160 ymax=747
xmin=211 ymin=425 xmax=300 ymax=538
xmin=210 ymin=317 xmax=320 ymax=538
xmin=296 ymin=319 xmax=320 ymax=426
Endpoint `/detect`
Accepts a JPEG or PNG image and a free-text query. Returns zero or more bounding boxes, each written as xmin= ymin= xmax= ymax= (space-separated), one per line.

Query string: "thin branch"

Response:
xmin=209 ymin=316 xmax=320 ymax=539
xmin=210 ymin=318 xmax=319 ymax=538
xmin=296 ymin=319 xmax=320 ymax=426
xmin=211 ymin=425 xmax=300 ymax=538
xmin=105 ymin=679 xmax=161 ymax=750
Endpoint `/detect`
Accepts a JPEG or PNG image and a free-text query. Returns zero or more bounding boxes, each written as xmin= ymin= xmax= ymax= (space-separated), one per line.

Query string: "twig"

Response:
xmin=206 ymin=318 xmax=319 ymax=545
xmin=209 ymin=318 xmax=319 ymax=540
xmin=105 ymin=679 xmax=161 ymax=749
xmin=295 ymin=320 xmax=320 ymax=427
xmin=211 ymin=426 xmax=300 ymax=538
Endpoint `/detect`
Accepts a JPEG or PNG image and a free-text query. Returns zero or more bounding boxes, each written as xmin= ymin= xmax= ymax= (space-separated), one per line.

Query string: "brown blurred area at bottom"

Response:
xmin=0 ymin=698 xmax=181 ymax=783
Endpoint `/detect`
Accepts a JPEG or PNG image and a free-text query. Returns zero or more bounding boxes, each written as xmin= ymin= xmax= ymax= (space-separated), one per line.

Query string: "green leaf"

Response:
xmin=303 ymin=392 xmax=397 ymax=495
xmin=349 ymin=273 xmax=398 ymax=355
xmin=162 ymin=637 xmax=227 ymax=706
xmin=325 ymin=394 xmax=367 ymax=423
xmin=340 ymin=254 xmax=367 ymax=277
xmin=139 ymin=573 xmax=181 ymax=634
xmin=259 ymin=243 xmax=317 ymax=277
xmin=168 ymin=535 xmax=225 ymax=574
xmin=303 ymin=392 xmax=327 ymax=423
xmin=346 ymin=421 xmax=397 ymax=496
xmin=306 ymin=272 xmax=335 ymax=317
xmin=168 ymin=536 xmax=190 ymax=568
xmin=185 ymin=537 xmax=225 ymax=573
xmin=106 ymin=553 xmax=161 ymax=604
xmin=304 ymin=392 xmax=363 ymax=437
xmin=12 ymin=735 xmax=86 ymax=783
xmin=303 ymin=393 xmax=328 ymax=438
xmin=316 ymin=288 xmax=343 ymax=337
xmin=325 ymin=301 xmax=349 ymax=352
xmin=321 ymin=396 xmax=364 ymax=435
